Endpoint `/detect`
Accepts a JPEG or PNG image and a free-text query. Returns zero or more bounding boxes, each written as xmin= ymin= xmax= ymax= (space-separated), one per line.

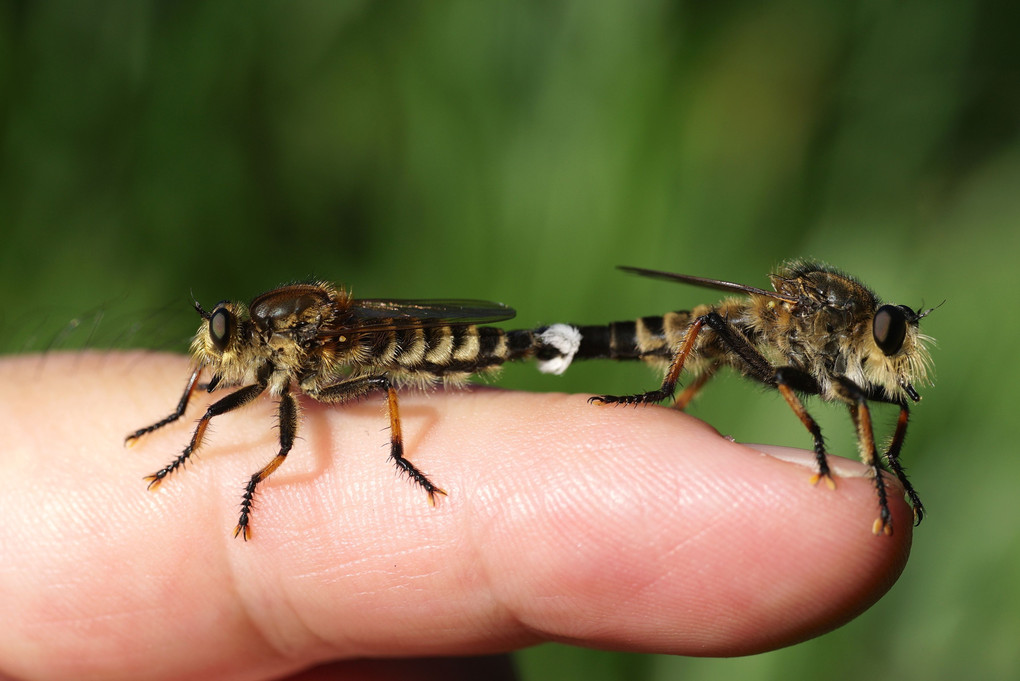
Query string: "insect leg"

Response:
xmin=885 ymin=403 xmax=925 ymax=525
xmin=672 ymin=362 xmax=719 ymax=411
xmin=386 ymin=384 xmax=446 ymax=504
xmin=590 ymin=317 xmax=707 ymax=405
xmin=144 ymin=379 xmax=268 ymax=491
xmin=310 ymin=376 xmax=446 ymax=504
xmin=699 ymin=312 xmax=774 ymax=382
xmin=832 ymin=377 xmax=892 ymax=535
xmin=772 ymin=367 xmax=834 ymax=488
xmin=125 ymin=368 xmax=202 ymax=445
xmin=235 ymin=389 xmax=297 ymax=541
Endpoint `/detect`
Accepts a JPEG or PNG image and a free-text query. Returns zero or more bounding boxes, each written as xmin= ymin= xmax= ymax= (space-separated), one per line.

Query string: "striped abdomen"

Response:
xmin=366 ymin=325 xmax=544 ymax=381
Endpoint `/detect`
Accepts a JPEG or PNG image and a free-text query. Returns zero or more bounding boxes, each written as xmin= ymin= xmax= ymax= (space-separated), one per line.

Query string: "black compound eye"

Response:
xmin=209 ymin=307 xmax=233 ymax=352
xmin=873 ymin=305 xmax=907 ymax=356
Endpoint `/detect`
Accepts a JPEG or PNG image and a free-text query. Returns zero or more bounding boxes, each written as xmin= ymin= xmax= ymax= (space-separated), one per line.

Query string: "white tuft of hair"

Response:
xmin=536 ymin=324 xmax=582 ymax=375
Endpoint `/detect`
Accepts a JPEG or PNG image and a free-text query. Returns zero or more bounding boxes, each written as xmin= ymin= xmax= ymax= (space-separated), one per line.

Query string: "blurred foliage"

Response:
xmin=2 ymin=1 xmax=1018 ymax=679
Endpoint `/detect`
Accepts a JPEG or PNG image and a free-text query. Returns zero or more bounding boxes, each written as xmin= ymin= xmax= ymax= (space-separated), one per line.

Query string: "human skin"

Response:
xmin=0 ymin=352 xmax=913 ymax=681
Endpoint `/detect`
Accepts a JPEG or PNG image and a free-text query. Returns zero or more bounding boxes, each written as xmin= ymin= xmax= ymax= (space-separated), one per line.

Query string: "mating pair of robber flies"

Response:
xmin=127 ymin=261 xmax=934 ymax=540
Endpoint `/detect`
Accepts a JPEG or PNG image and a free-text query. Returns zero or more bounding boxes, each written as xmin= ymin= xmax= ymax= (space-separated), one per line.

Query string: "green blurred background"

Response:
xmin=1 ymin=1 xmax=1017 ymax=679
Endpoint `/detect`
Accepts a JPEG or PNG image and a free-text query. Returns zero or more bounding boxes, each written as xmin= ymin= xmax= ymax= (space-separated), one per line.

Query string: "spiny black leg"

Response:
xmin=700 ymin=312 xmax=774 ymax=383
xmin=591 ymin=317 xmax=707 ymax=406
xmin=126 ymin=368 xmax=202 ymax=444
xmin=834 ymin=377 xmax=892 ymax=535
xmin=235 ymin=389 xmax=297 ymax=541
xmin=145 ymin=379 xmax=267 ymax=490
xmin=311 ymin=375 xmax=446 ymax=504
xmin=386 ymin=384 xmax=446 ymax=503
xmin=884 ymin=403 xmax=925 ymax=526
xmin=773 ymin=367 xmax=833 ymax=487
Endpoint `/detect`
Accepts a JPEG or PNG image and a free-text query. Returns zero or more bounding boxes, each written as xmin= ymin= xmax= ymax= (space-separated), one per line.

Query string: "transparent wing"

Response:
xmin=618 ymin=266 xmax=799 ymax=303
xmin=334 ymin=299 xmax=516 ymax=333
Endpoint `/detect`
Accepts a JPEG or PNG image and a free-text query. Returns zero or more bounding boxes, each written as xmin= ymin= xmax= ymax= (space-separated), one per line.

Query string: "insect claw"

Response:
xmin=809 ymin=471 xmax=837 ymax=490
xmin=427 ymin=487 xmax=448 ymax=507
xmin=589 ymin=393 xmax=640 ymax=407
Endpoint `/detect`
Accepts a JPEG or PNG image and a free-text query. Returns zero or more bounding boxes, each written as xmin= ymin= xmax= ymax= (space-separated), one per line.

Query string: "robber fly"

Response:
xmin=532 ymin=261 xmax=934 ymax=535
xmin=127 ymin=281 xmax=536 ymax=540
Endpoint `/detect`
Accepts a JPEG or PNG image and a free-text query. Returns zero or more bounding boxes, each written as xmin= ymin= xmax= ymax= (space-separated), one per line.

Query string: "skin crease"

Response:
xmin=0 ymin=353 xmax=913 ymax=681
